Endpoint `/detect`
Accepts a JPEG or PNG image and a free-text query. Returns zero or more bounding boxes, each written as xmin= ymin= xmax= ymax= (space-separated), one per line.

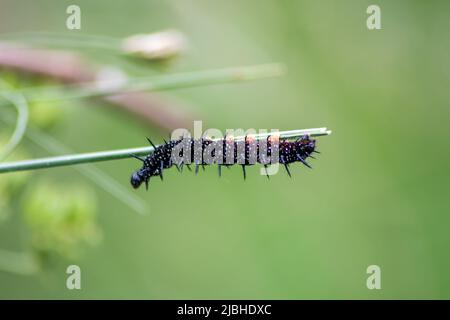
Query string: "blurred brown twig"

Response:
xmin=0 ymin=42 xmax=195 ymax=132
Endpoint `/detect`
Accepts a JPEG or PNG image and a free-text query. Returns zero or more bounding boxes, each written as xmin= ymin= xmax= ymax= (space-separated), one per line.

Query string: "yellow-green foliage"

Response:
xmin=23 ymin=181 xmax=101 ymax=258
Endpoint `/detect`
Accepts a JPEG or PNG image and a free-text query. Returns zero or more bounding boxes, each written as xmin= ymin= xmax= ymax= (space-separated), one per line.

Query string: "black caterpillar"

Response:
xmin=130 ymin=135 xmax=318 ymax=190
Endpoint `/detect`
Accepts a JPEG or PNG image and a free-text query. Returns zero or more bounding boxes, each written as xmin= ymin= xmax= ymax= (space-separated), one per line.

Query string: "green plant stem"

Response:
xmin=0 ymin=84 xmax=29 ymax=161
xmin=0 ymin=128 xmax=331 ymax=174
xmin=0 ymin=107 xmax=147 ymax=214
xmin=0 ymin=31 xmax=121 ymax=50
xmin=0 ymin=63 xmax=286 ymax=104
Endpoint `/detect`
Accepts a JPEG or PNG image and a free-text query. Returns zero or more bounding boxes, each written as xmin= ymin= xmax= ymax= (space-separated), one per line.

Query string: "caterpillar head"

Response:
xmin=130 ymin=169 xmax=148 ymax=189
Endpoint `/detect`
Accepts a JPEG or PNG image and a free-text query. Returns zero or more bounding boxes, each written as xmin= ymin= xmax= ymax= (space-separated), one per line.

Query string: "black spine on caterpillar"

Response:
xmin=130 ymin=135 xmax=317 ymax=190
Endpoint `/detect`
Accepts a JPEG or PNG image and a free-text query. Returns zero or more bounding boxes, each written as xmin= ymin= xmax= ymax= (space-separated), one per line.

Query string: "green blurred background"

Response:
xmin=0 ymin=0 xmax=450 ymax=299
